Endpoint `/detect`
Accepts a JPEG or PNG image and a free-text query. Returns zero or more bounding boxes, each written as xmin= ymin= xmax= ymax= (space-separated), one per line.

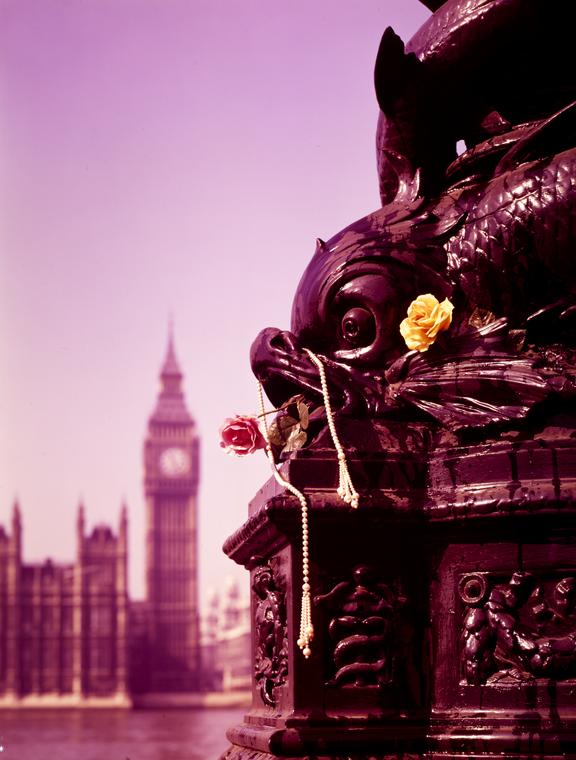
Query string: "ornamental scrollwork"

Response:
xmin=460 ymin=571 xmax=576 ymax=685
xmin=314 ymin=565 xmax=406 ymax=688
xmin=252 ymin=564 xmax=288 ymax=706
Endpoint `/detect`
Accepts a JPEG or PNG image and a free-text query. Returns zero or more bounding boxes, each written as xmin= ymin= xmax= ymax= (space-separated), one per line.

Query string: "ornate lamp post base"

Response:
xmin=220 ymin=420 xmax=576 ymax=760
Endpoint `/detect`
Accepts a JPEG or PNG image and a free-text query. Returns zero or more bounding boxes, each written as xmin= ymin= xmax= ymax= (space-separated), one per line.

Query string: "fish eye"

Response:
xmin=340 ymin=307 xmax=376 ymax=347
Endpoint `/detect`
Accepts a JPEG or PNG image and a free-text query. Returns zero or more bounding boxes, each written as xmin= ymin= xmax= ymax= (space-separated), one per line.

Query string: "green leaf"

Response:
xmin=469 ymin=308 xmax=497 ymax=329
xmin=509 ymin=329 xmax=526 ymax=352
xmin=267 ymin=421 xmax=284 ymax=446
xmin=282 ymin=427 xmax=307 ymax=453
xmin=283 ymin=394 xmax=305 ymax=408
xmin=269 ymin=413 xmax=300 ymax=446
xmin=297 ymin=401 xmax=309 ymax=430
xmin=277 ymin=414 xmax=298 ymax=434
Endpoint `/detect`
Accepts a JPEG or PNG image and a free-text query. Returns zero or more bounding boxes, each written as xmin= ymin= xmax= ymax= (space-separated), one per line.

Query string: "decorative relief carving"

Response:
xmin=252 ymin=564 xmax=288 ymax=706
xmin=314 ymin=566 xmax=406 ymax=688
xmin=460 ymin=571 xmax=576 ymax=685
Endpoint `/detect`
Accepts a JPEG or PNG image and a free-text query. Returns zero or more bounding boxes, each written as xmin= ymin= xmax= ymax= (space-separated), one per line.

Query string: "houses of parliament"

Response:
xmin=0 ymin=335 xmax=203 ymax=706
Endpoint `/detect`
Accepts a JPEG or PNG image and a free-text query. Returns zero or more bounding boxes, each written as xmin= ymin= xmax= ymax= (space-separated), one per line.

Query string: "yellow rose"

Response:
xmin=399 ymin=294 xmax=454 ymax=352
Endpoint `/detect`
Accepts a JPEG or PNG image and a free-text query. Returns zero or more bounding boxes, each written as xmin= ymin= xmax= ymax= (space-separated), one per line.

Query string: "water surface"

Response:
xmin=0 ymin=707 xmax=244 ymax=760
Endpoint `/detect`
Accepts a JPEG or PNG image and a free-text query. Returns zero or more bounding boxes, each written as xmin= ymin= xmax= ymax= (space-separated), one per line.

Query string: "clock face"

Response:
xmin=159 ymin=447 xmax=191 ymax=477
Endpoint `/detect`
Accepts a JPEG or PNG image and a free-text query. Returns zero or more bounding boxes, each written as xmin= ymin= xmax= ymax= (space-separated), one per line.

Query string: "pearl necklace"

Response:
xmin=257 ymin=348 xmax=359 ymax=659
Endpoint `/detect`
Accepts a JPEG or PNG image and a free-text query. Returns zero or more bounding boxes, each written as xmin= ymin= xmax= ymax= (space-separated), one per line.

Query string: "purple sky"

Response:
xmin=0 ymin=0 xmax=430 ymax=607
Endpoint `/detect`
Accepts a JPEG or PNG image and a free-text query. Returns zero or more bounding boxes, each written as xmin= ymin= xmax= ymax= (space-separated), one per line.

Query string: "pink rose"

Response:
xmin=219 ymin=415 xmax=267 ymax=456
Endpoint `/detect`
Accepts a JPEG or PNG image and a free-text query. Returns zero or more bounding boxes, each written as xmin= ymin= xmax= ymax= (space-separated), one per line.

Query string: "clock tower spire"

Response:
xmin=149 ymin=326 xmax=193 ymax=426
xmin=143 ymin=329 xmax=200 ymax=693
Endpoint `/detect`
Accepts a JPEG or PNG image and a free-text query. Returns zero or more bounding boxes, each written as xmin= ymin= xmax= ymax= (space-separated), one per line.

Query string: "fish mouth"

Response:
xmin=250 ymin=327 xmax=383 ymax=414
xmin=250 ymin=327 xmax=325 ymax=409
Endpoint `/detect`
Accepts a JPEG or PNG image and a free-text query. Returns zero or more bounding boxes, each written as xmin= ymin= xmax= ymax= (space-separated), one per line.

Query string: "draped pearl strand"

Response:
xmin=257 ymin=348 xmax=359 ymax=659
xmin=303 ymin=349 xmax=359 ymax=509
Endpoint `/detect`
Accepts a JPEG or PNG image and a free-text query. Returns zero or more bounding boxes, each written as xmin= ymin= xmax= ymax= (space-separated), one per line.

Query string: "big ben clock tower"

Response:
xmin=143 ymin=331 xmax=200 ymax=692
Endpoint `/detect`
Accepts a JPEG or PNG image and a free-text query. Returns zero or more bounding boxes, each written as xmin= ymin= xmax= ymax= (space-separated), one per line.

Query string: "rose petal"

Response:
xmin=400 ymin=294 xmax=454 ymax=352
xmin=219 ymin=415 xmax=266 ymax=456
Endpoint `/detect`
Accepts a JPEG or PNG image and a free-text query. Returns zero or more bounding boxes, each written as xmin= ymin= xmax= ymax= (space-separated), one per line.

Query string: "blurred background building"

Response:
xmin=0 ymin=335 xmax=249 ymax=707
xmin=201 ymin=580 xmax=251 ymax=694
xmin=0 ymin=502 xmax=129 ymax=706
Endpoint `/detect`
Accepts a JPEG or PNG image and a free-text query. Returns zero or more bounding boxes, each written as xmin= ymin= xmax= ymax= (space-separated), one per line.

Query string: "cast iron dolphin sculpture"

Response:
xmin=251 ymin=0 xmax=576 ymax=431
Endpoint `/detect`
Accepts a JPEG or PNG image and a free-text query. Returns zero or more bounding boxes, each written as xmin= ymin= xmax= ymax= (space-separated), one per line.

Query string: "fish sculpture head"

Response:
xmin=251 ymin=201 xmax=453 ymax=414
xmin=250 ymin=193 xmax=563 ymax=431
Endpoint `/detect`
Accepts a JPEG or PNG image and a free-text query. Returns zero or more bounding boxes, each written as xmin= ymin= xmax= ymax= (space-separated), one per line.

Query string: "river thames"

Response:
xmin=0 ymin=707 xmax=244 ymax=760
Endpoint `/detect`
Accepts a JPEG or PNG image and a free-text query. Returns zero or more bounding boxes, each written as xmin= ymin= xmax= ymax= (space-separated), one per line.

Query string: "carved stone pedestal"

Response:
xmin=220 ymin=420 xmax=576 ymax=760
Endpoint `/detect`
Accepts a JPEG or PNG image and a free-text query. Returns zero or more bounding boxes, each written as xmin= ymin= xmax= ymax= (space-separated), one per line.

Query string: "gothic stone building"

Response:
xmin=0 ymin=334 xmax=201 ymax=706
xmin=0 ymin=502 xmax=129 ymax=706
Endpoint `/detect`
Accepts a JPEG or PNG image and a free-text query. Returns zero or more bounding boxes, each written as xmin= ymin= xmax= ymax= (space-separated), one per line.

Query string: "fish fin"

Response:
xmin=408 ymin=194 xmax=467 ymax=242
xmin=379 ymin=148 xmax=421 ymax=204
xmin=386 ymin=322 xmax=551 ymax=429
xmin=495 ymin=100 xmax=576 ymax=176
xmin=374 ymin=28 xmax=425 ymax=205
xmin=374 ymin=27 xmax=423 ymax=115
xmin=392 ymin=354 xmax=549 ymax=429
